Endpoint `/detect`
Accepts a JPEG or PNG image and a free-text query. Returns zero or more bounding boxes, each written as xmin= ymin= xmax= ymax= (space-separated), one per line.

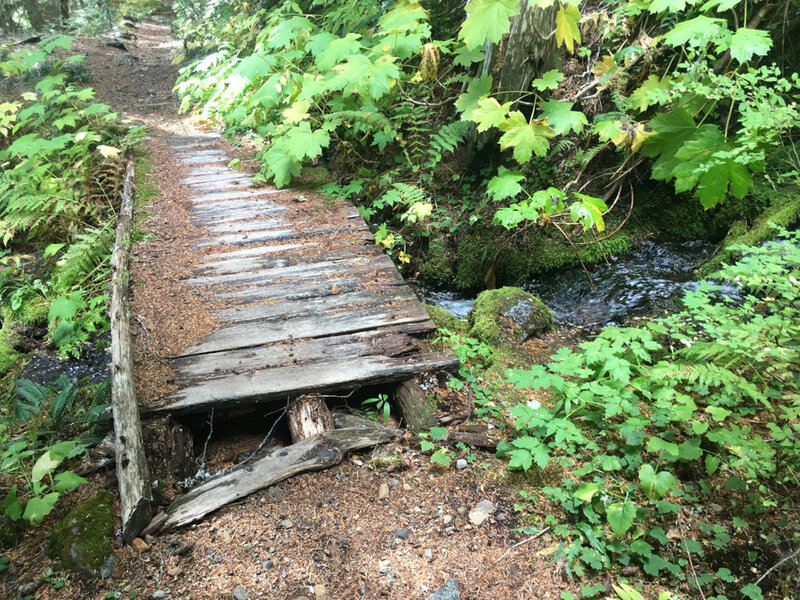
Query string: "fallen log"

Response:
xmin=393 ymin=378 xmax=434 ymax=432
xmin=111 ymin=159 xmax=153 ymax=542
xmin=143 ymin=414 xmax=397 ymax=534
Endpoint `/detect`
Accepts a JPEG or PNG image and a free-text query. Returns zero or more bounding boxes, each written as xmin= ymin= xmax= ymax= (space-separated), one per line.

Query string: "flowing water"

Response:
xmin=418 ymin=238 xmax=718 ymax=328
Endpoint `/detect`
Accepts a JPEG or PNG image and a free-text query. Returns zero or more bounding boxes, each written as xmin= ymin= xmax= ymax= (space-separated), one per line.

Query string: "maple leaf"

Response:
xmin=282 ymin=100 xmax=310 ymax=124
xmin=594 ymin=118 xmax=623 ymax=143
xmin=486 ymin=167 xmax=525 ymax=201
xmin=629 ymin=75 xmax=673 ymax=112
xmin=728 ymin=28 xmax=772 ymax=64
xmin=283 ymin=122 xmax=330 ymax=161
xmin=672 ymin=126 xmax=753 ymax=208
xmin=555 ymin=3 xmax=582 ymax=54
xmin=591 ymin=54 xmax=616 ymax=82
xmin=539 ymin=100 xmax=587 ymax=135
xmin=662 ymin=16 xmax=727 ymax=47
xmin=498 ymin=111 xmax=555 ymax=163
xmin=310 ymin=33 xmax=362 ymax=71
xmin=459 ymin=0 xmax=521 ymax=50
xmin=531 ymin=69 xmax=563 ymax=91
xmin=471 ymin=97 xmax=512 ymax=132
xmin=454 ymin=74 xmax=493 ymax=121
xmin=641 ymin=107 xmax=699 ymax=181
xmin=647 ymin=0 xmax=695 ymax=13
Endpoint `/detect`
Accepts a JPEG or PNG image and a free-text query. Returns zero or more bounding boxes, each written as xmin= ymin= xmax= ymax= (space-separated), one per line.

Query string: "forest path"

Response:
xmin=53 ymin=17 xmax=569 ymax=600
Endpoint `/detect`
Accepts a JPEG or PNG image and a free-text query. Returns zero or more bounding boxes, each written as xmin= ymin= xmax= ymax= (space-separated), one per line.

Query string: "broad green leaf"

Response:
xmin=43 ymin=243 xmax=65 ymax=257
xmin=498 ymin=112 xmax=555 ymax=163
xmin=594 ymin=119 xmax=622 ymax=143
xmin=539 ymin=100 xmax=587 ymax=135
xmin=629 ymin=75 xmax=673 ymax=112
xmin=283 ymin=122 xmax=331 ymax=161
xmin=429 ymin=426 xmax=449 ymax=440
xmin=22 ymin=492 xmax=59 ymax=524
xmin=508 ymin=449 xmax=532 ymax=471
xmin=662 ymin=16 xmax=727 ymax=47
xmin=53 ymin=471 xmax=88 ymax=493
xmin=641 ymin=107 xmax=698 ymax=182
xmin=486 ymin=167 xmax=525 ymax=201
xmin=32 ymin=450 xmax=63 ymax=483
xmin=311 ymin=33 xmax=362 ymax=71
xmin=329 ymin=54 xmax=399 ymax=100
xmin=705 ymin=406 xmax=732 ymax=421
xmin=571 ymin=193 xmax=607 ymax=232
xmin=471 ymin=97 xmax=512 ymax=132
xmin=264 ymin=145 xmax=302 ymax=188
xmin=607 ymin=501 xmax=636 ymax=536
xmin=728 ymin=28 xmax=772 ymax=63
xmin=678 ymin=439 xmax=703 ymax=461
xmin=531 ymin=69 xmax=563 ymax=91
xmin=4 ymin=486 xmax=22 ymax=521
xmin=639 ymin=464 xmax=677 ymax=499
xmin=52 ymin=321 xmax=75 ymax=346
xmin=48 ymin=293 xmax=85 ymax=323
xmin=459 ymin=0 xmax=521 ymax=50
xmin=672 ymin=126 xmax=753 ymax=208
xmin=740 ymin=584 xmax=764 ymax=600
xmin=430 ymin=448 xmax=453 ymax=466
xmin=591 ymin=54 xmax=616 ymax=81
xmin=282 ymin=100 xmax=311 ymax=124
xmin=97 ymin=145 xmax=121 ymax=159
xmin=266 ymin=17 xmax=314 ymax=49
xmin=455 ymin=75 xmax=493 ymax=121
xmin=646 ymin=436 xmax=679 ymax=459
xmin=454 ymin=45 xmax=485 ymax=66
xmin=612 ymin=583 xmax=645 ymax=600
xmin=647 ymin=0 xmax=694 ymax=13
xmin=232 ymin=53 xmax=276 ymax=79
xmin=705 ymin=454 xmax=722 ymax=475
xmin=574 ymin=482 xmax=601 ymax=503
xmin=555 ymin=4 xmax=581 ymax=53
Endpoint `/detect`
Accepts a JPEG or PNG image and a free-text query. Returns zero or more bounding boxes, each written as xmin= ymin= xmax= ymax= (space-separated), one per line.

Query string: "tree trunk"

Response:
xmin=21 ymin=0 xmax=45 ymax=30
xmin=497 ymin=0 xmax=558 ymax=103
xmin=61 ymin=0 xmax=69 ymax=26
xmin=287 ymin=394 xmax=334 ymax=442
xmin=393 ymin=379 xmax=434 ymax=432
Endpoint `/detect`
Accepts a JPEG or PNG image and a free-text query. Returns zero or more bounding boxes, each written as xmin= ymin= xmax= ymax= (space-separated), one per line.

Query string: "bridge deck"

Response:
xmin=142 ymin=135 xmax=456 ymax=417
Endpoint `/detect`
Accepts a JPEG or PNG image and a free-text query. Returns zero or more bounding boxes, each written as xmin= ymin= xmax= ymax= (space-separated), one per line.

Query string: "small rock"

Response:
xmin=167 ymin=566 xmax=183 ymax=576
xmin=402 ymin=483 xmax=412 ymax=491
xmin=132 ymin=537 xmax=150 ymax=553
xmin=352 ymin=459 xmax=363 ymax=466
xmin=267 ymin=486 xmax=284 ymax=502
xmin=455 ymin=459 xmax=468 ymax=471
xmin=174 ymin=542 xmax=193 ymax=556
xmin=468 ymin=500 xmax=495 ymax=526
xmin=424 ymin=549 xmax=433 ymax=559
xmin=211 ymin=554 xmax=224 ymax=564
xmin=426 ymin=578 xmax=460 ymax=600
xmin=378 ymin=559 xmax=391 ymax=574
xmin=456 ymin=506 xmax=467 ymax=516
xmin=16 ymin=579 xmax=42 ymax=596
xmin=378 ymin=483 xmax=390 ymax=500
xmin=496 ymin=512 xmax=507 ymax=522
xmin=314 ymin=584 xmax=328 ymax=599
xmin=280 ymin=519 xmax=293 ymax=529
xmin=152 ymin=591 xmax=166 ymax=599
xmin=388 ymin=478 xmax=400 ymax=487
xmin=442 ymin=515 xmax=453 ymax=525
xmin=261 ymin=559 xmax=274 ymax=570
xmin=99 ymin=556 xmax=114 ymax=579
xmin=233 ymin=585 xmax=247 ymax=600
xmin=394 ymin=528 xmax=410 ymax=540
xmin=144 ymin=534 xmax=158 ymax=546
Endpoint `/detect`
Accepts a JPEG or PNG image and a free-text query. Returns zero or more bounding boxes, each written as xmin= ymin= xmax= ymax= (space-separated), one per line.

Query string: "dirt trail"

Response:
xmin=9 ymin=18 xmax=574 ymax=600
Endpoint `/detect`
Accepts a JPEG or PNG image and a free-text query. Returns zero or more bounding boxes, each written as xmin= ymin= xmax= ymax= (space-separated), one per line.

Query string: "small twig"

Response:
xmin=677 ymin=516 xmax=708 ymax=600
xmin=756 ymin=545 xmax=800 ymax=585
xmin=494 ymin=527 xmax=551 ymax=563
xmin=237 ymin=399 xmax=290 ymax=467
xmin=198 ymin=407 xmax=214 ymax=475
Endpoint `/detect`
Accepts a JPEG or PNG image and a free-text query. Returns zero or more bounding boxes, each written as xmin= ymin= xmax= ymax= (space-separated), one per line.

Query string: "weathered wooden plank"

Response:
xmin=176 ymin=302 xmax=432 ymax=357
xmin=213 ymin=287 xmax=419 ymax=323
xmin=200 ymin=242 xmax=309 ymax=263
xmin=195 ymin=222 xmax=364 ymax=249
xmin=186 ymin=178 xmax=253 ymax=193
xmin=144 ymin=352 xmax=458 ymax=417
xmin=110 ymin=159 xmax=153 ymax=542
xmin=181 ymin=172 xmax=252 ymax=186
xmin=143 ymin=418 xmax=398 ymax=533
xmin=190 ymin=202 xmax=286 ymax=223
xmin=186 ymin=165 xmax=229 ymax=177
xmin=214 ymin=271 xmax=406 ymax=305
xmin=190 ymin=188 xmax=282 ymax=204
xmin=204 ymin=217 xmax=290 ymax=236
xmin=171 ymin=327 xmax=425 ymax=380
xmin=184 ymin=255 xmax=385 ymax=287
xmin=178 ymin=153 xmax=228 ymax=165
xmin=194 ymin=244 xmax=374 ymax=276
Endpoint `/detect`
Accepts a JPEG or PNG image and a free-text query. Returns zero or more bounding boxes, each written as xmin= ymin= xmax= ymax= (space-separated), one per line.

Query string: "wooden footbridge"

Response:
xmin=112 ymin=134 xmax=457 ymax=539
xmin=143 ymin=134 xmax=457 ymax=417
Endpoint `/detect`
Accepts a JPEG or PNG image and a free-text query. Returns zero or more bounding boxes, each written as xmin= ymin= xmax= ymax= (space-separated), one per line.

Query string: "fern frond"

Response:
xmin=52 ymin=225 xmax=114 ymax=291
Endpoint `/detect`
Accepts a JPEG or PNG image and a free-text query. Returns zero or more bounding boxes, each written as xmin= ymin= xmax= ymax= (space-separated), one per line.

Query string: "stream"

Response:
xmin=418 ymin=238 xmax=718 ymax=328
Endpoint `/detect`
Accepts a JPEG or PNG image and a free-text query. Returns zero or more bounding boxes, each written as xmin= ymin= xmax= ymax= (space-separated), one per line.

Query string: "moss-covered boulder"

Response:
xmin=418 ymin=237 xmax=455 ymax=288
xmin=46 ymin=490 xmax=114 ymax=576
xmin=424 ymin=304 xmax=464 ymax=333
xmin=469 ymin=287 xmax=553 ymax=345
xmin=0 ymin=318 xmax=22 ymax=374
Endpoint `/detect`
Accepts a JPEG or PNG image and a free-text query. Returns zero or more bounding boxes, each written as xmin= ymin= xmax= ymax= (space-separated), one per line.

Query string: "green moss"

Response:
xmin=699 ymin=190 xmax=800 ymax=276
xmin=453 ymin=225 xmax=633 ymax=290
xmin=293 ymin=167 xmax=331 ymax=189
xmin=46 ymin=490 xmax=114 ymax=575
xmin=419 ymin=237 xmax=455 ymax=288
xmin=0 ymin=319 xmax=21 ymax=374
xmin=424 ymin=304 xmax=464 ymax=332
xmin=469 ymin=287 xmax=553 ymax=345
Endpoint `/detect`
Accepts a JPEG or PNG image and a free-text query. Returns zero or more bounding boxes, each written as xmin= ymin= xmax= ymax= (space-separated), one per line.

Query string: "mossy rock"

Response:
xmin=46 ymin=490 xmax=114 ymax=576
xmin=469 ymin=287 xmax=553 ymax=345
xmin=418 ymin=237 xmax=455 ymax=288
xmin=424 ymin=304 xmax=464 ymax=333
xmin=292 ymin=167 xmax=332 ymax=189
